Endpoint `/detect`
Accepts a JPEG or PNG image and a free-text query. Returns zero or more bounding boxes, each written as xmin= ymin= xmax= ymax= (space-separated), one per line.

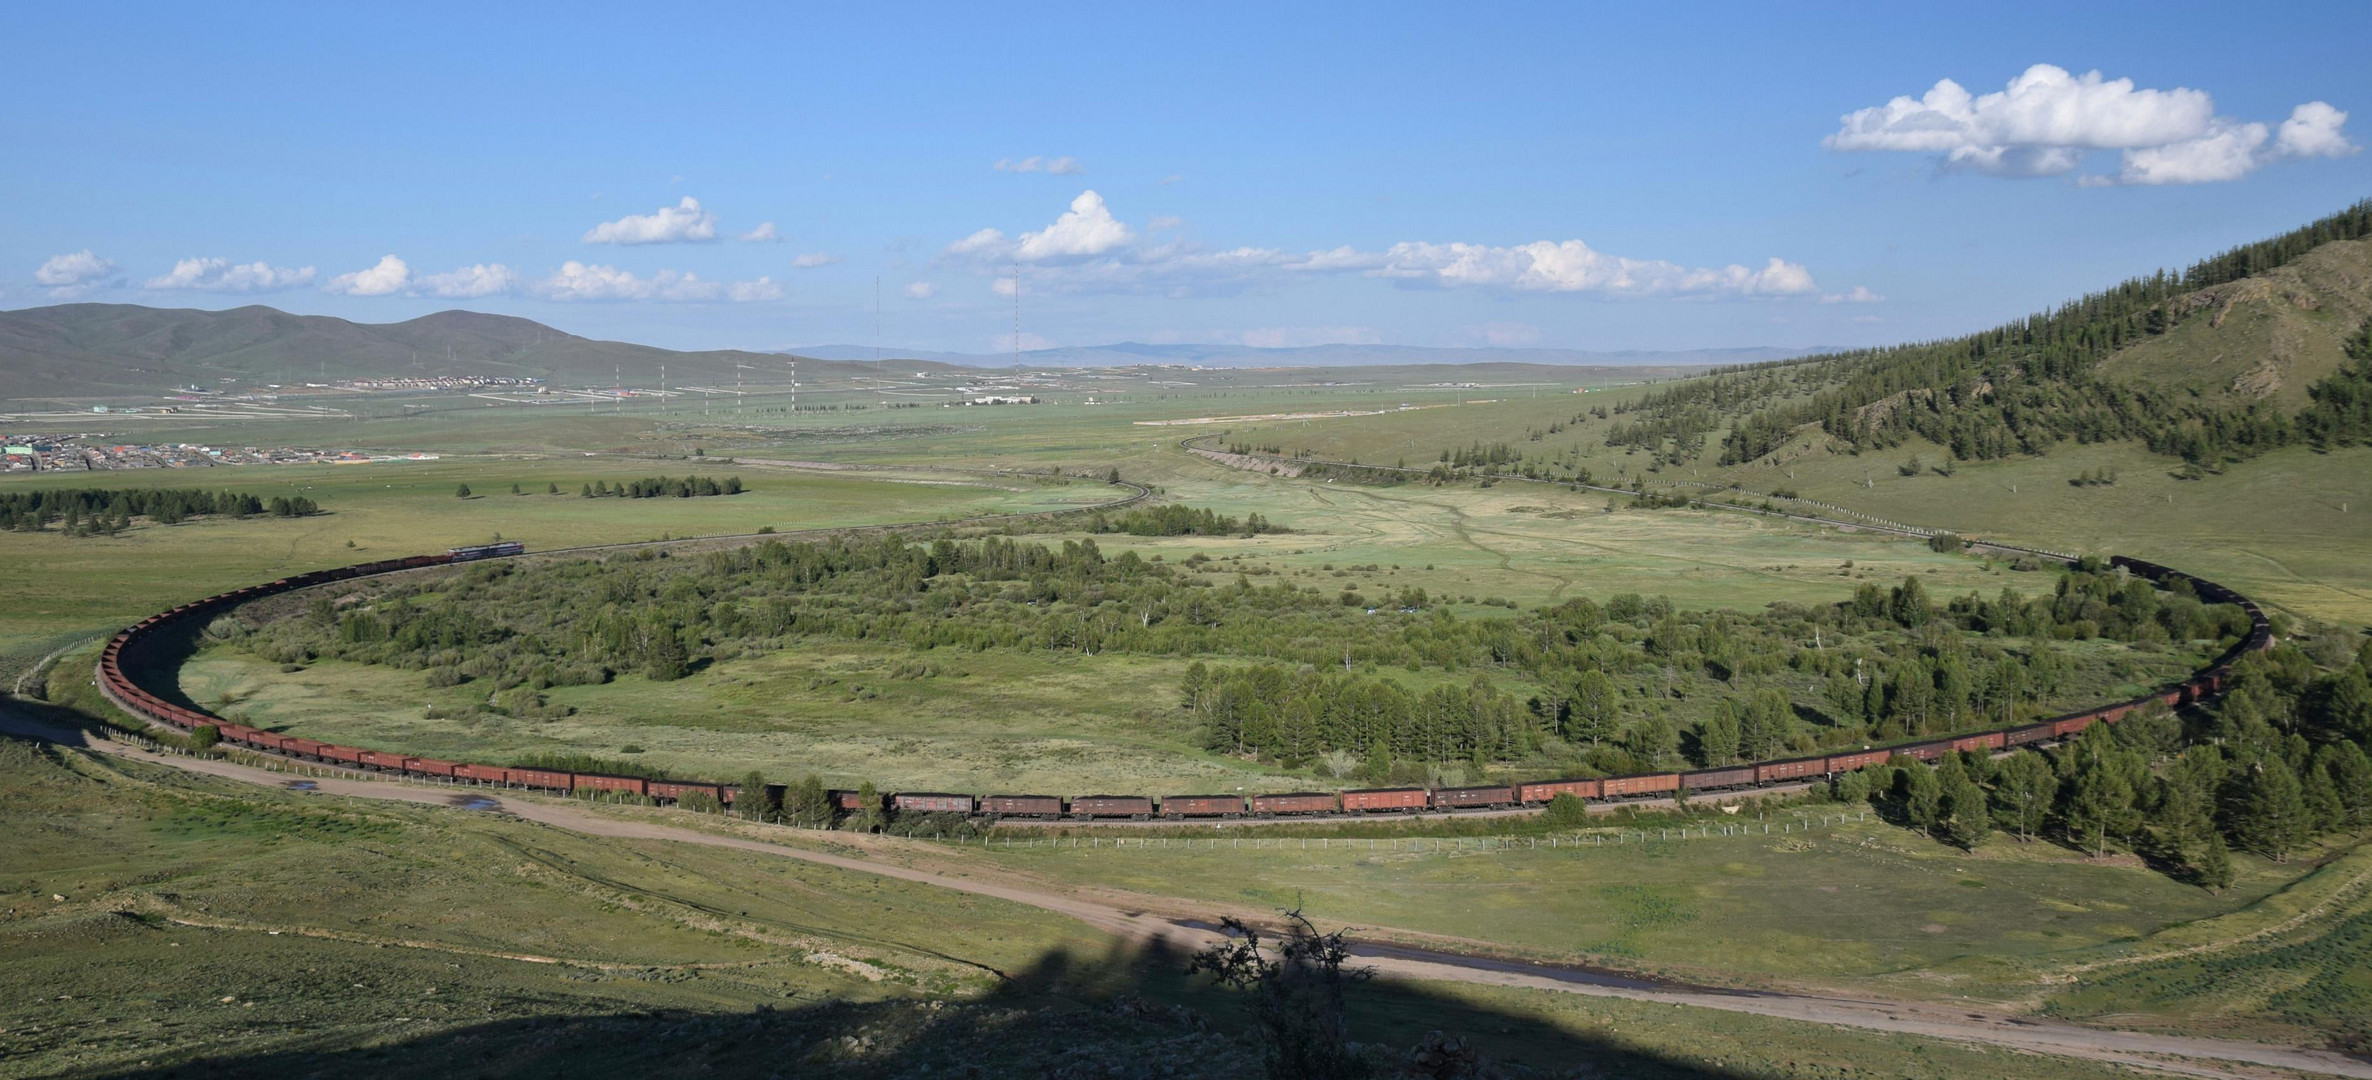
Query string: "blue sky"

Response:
xmin=6 ymin=2 xmax=2367 ymax=356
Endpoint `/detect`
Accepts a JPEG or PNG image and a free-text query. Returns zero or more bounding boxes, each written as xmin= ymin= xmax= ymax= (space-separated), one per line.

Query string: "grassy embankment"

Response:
xmin=1 ymin=732 xmax=2215 ymax=1080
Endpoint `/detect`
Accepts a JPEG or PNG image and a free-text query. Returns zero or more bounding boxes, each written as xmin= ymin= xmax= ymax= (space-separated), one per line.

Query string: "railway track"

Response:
xmin=86 ymin=449 xmax=2273 ymax=828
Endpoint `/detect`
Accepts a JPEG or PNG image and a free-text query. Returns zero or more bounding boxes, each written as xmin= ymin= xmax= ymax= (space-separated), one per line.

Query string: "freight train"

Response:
xmin=94 ymin=548 xmax=2275 ymax=824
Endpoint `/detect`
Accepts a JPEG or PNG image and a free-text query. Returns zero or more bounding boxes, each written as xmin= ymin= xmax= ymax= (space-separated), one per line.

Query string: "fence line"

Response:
xmin=913 ymin=811 xmax=1872 ymax=856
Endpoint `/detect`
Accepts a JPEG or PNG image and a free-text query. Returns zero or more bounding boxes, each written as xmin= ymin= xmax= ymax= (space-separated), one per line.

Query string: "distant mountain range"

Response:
xmin=0 ymin=301 xmax=1812 ymax=403
xmin=789 ymin=341 xmax=1835 ymax=369
xmin=0 ymin=303 xmax=904 ymax=401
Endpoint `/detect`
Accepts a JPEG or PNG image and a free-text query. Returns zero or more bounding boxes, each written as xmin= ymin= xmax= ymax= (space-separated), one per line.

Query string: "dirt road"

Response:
xmin=7 ymin=707 xmax=2367 ymax=1080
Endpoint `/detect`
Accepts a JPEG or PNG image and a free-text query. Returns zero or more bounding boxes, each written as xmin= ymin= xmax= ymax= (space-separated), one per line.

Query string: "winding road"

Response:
xmin=5 ymin=704 xmax=2367 ymax=1080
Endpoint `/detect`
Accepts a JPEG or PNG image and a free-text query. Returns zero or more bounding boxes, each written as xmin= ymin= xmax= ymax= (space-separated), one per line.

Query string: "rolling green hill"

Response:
xmin=0 ymin=303 xmax=921 ymax=401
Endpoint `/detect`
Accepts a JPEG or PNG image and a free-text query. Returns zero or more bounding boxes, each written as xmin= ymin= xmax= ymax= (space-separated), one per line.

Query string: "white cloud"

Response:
xmin=1149 ymin=215 xmax=1184 ymax=230
xmin=903 ymin=282 xmax=936 ymax=300
xmin=941 ymin=191 xmax=1819 ymax=300
xmin=531 ymin=261 xmax=776 ymax=303
xmin=35 ymin=250 xmax=117 ymax=297
xmin=1468 ymin=322 xmax=1542 ymax=347
xmin=739 ymin=222 xmax=782 ymax=242
xmin=145 ymin=257 xmax=315 ymax=293
xmin=1241 ymin=326 xmax=1380 ymax=349
xmin=416 ymin=263 xmax=520 ymax=299
xmin=727 ymin=277 xmax=782 ymax=302
xmin=993 ymin=155 xmax=1083 ymax=174
xmin=1016 ymin=190 xmax=1134 ymax=260
xmin=791 ymin=252 xmax=842 ymax=268
xmin=1827 ymin=64 xmax=2355 ymax=185
xmin=2276 ymin=101 xmax=2358 ymax=158
xmin=323 ymin=255 xmax=412 ymax=296
xmin=582 ymin=196 xmax=720 ymax=244
xmin=1363 ymin=242 xmax=1818 ymax=296
xmin=1820 ymin=285 xmax=1884 ymax=304
xmin=988 ymin=331 xmax=1055 ymax=352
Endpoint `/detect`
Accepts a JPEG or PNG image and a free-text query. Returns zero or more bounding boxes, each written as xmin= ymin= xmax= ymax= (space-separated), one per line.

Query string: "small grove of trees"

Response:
xmin=1833 ymin=639 xmax=2372 ymax=888
xmin=1086 ymin=504 xmax=1281 ymax=537
xmin=580 ymin=476 xmax=744 ymax=498
xmin=0 ymin=487 xmax=318 ymax=535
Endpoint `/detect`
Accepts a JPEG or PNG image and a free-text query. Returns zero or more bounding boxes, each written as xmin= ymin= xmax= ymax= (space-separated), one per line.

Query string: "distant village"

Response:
xmin=1 ymin=434 xmax=437 ymax=473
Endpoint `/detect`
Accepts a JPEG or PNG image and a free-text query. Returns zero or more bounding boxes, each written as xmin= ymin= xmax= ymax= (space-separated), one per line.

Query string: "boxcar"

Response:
xmin=455 ymin=763 xmax=510 ymax=784
xmin=1434 ymin=785 xmax=1516 ymax=810
xmin=1680 ymin=766 xmax=1756 ymax=791
xmin=1948 ymin=731 xmax=2007 ymax=754
xmin=358 ymin=750 xmax=408 ymax=771
xmin=2003 ymin=722 xmax=2056 ymax=747
xmin=579 ymin=774 xmax=649 ymax=797
xmin=1825 ymin=748 xmax=1891 ymax=773
xmin=981 ymin=794 xmax=1064 ymax=820
xmin=830 ymin=789 xmax=877 ymax=812
xmin=1755 ymin=757 xmax=1826 ymax=784
xmin=319 ymin=745 xmax=364 ymax=766
xmin=1160 ymin=794 xmax=1245 ymax=818
xmin=1340 ymin=787 xmax=1429 ymax=813
xmin=1251 ymin=792 xmax=1338 ymax=816
xmin=509 ymin=767 xmax=574 ymax=791
xmin=894 ymin=792 xmax=976 ymax=814
xmin=404 ymin=757 xmax=459 ymax=779
xmin=1599 ymin=772 xmax=1681 ymax=798
xmin=281 ymin=737 xmax=327 ymax=761
xmin=2054 ymin=712 xmax=2100 ymax=738
xmin=1516 ymin=778 xmax=1601 ymax=804
xmin=1069 ymin=795 xmax=1154 ymax=820
xmin=1894 ymin=740 xmax=1950 ymax=762
xmin=647 ymin=780 xmax=722 ymax=803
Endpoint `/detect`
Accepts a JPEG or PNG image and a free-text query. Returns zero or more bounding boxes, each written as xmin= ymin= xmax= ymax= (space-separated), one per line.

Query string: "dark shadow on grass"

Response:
xmin=73 ymin=933 xmax=1772 ymax=1080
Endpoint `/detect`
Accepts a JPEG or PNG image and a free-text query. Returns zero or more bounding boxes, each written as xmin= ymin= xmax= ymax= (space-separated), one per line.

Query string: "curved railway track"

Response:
xmin=91 ymin=462 xmax=2271 ymax=826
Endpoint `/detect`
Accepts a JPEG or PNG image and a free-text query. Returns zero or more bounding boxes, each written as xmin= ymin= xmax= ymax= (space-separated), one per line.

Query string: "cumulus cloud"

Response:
xmin=323 ymin=255 xmax=412 ymax=296
xmin=416 ymin=263 xmax=520 ymax=299
xmin=35 ymin=250 xmax=118 ymax=297
xmin=791 ymin=252 xmax=842 ymax=268
xmin=1827 ymin=64 xmax=2355 ymax=184
xmin=1017 ymin=190 xmax=1134 ymax=260
xmin=993 ymin=155 xmax=1083 ymax=175
xmin=903 ymin=282 xmax=936 ymax=299
xmin=739 ymin=222 xmax=782 ymax=242
xmin=1820 ymin=285 xmax=1884 ymax=304
xmin=531 ymin=261 xmax=776 ymax=302
xmin=145 ymin=257 xmax=315 ymax=293
xmin=582 ymin=196 xmax=720 ymax=244
xmin=1148 ymin=215 xmax=1184 ymax=230
xmin=941 ymin=191 xmax=1820 ymax=300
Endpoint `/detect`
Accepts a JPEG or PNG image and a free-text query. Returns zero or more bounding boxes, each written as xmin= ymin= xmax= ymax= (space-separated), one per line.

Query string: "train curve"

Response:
xmin=91 ymin=472 xmax=2272 ymax=826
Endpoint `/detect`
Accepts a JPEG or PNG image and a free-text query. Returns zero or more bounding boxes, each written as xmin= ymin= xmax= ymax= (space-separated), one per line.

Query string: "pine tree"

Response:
xmin=455 ymin=483 xmax=472 ymax=498
xmin=1899 ymin=765 xmax=1942 ymax=836
xmin=2231 ymin=758 xmax=2309 ymax=862
xmin=2320 ymin=741 xmax=2372 ymax=829
xmin=1938 ymin=755 xmax=1990 ymax=850
xmin=2064 ymin=750 xmax=2137 ymax=857
xmin=785 ymin=774 xmax=833 ymax=826
xmin=1990 ymin=751 xmax=2053 ymax=840
xmin=738 ymin=770 xmax=775 ymax=822
xmin=2196 ymin=831 xmax=2236 ymax=893
xmin=547 ymin=482 xmax=560 ymax=495
xmin=1696 ymin=707 xmax=1740 ymax=766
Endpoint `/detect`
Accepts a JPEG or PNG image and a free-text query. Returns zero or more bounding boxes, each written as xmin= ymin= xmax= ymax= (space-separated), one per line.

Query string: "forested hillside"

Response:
xmin=1678 ymin=201 xmax=2372 ymax=469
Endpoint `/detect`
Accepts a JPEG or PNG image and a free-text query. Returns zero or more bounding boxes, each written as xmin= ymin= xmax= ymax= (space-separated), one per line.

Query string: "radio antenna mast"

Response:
xmin=1011 ymin=265 xmax=1022 ymax=374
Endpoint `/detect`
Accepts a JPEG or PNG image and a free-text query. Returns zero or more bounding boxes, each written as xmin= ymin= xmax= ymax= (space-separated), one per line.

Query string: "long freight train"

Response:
xmin=95 ymin=546 xmax=2274 ymax=823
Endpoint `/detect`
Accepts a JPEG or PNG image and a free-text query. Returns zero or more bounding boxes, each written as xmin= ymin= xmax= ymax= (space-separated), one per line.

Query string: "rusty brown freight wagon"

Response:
xmin=893 ymin=792 xmax=976 ymax=814
xmin=1340 ymin=787 xmax=1429 ymax=813
xmin=1069 ymin=795 xmax=1155 ymax=820
xmin=1433 ymin=785 xmax=1515 ymax=810
xmin=1679 ymin=766 xmax=1756 ymax=791
xmin=1949 ymin=732 xmax=2007 ymax=754
xmin=509 ymin=768 xmax=574 ymax=791
xmin=1823 ymin=748 xmax=1891 ymax=774
xmin=981 ymin=795 xmax=1064 ymax=820
xmin=1160 ymin=795 xmax=1245 ymax=818
xmin=578 ymin=774 xmax=649 ymax=797
xmin=647 ymin=780 xmax=722 ymax=803
xmin=1755 ymin=757 xmax=1826 ymax=784
xmin=1516 ymin=778 xmax=1601 ymax=804
xmin=830 ymin=789 xmax=876 ymax=812
xmin=1250 ymin=792 xmax=1339 ymax=816
xmin=356 ymin=750 xmax=407 ymax=771
xmin=404 ymin=757 xmax=459 ymax=778
xmin=455 ymin=763 xmax=510 ymax=784
xmin=1598 ymin=772 xmax=1680 ymax=798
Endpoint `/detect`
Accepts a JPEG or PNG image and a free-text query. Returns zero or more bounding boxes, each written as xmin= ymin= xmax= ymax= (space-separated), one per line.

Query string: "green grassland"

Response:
xmin=0 ymin=459 xmax=1099 ymax=664
xmin=2 ymin=732 xmax=2210 ymax=1080
xmin=949 ymin=812 xmax=2322 ymax=996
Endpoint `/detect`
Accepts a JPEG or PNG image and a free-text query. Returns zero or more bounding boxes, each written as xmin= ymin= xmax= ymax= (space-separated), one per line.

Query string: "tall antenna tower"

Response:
xmin=1010 ymin=265 xmax=1022 ymax=373
xmin=788 ymin=360 xmax=797 ymax=414
xmin=874 ymin=275 xmax=884 ymax=392
xmin=735 ymin=361 xmax=745 ymax=417
xmin=615 ymin=364 xmax=622 ymax=414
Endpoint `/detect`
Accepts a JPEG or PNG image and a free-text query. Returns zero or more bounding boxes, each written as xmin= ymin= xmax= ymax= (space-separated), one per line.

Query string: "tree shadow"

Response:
xmin=76 ymin=933 xmax=1776 ymax=1080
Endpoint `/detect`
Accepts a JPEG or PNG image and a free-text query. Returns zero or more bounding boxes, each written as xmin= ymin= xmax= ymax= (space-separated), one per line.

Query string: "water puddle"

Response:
xmin=1172 ymin=918 xmax=1678 ymax=992
xmin=450 ymin=795 xmax=502 ymax=812
xmin=284 ymin=780 xmax=317 ymax=791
